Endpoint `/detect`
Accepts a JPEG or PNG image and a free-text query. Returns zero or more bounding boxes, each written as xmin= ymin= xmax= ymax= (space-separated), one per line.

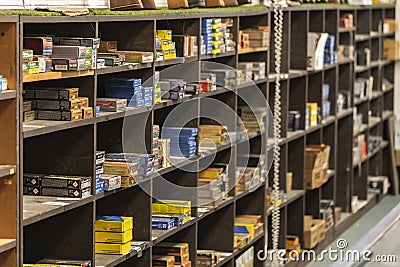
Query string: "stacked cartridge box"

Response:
xmin=23 ymin=87 xmax=93 ymax=121
xmin=96 ymin=151 xmax=106 ymax=194
xmin=198 ymin=163 xmax=229 ymax=207
xmin=152 ymin=200 xmax=192 ymax=231
xmin=237 ymin=106 xmax=266 ymax=133
xmin=104 ymin=78 xmax=153 ymax=108
xmin=95 ymin=216 xmax=133 ymax=255
xmin=161 ymin=127 xmax=198 ymax=158
xmin=153 ymin=243 xmax=191 ymax=267
xmin=23 ymin=174 xmax=92 ymax=198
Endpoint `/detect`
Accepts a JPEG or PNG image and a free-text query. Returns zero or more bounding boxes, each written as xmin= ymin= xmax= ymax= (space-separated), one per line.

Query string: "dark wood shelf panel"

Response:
xmin=0 ymin=165 xmax=16 ymax=178
xmin=0 ymin=90 xmax=16 ymax=101
xmin=151 ymin=218 xmax=196 ymax=245
xmin=370 ymin=91 xmax=383 ymax=101
xmin=321 ymin=116 xmax=336 ymax=127
xmin=355 ymin=65 xmax=370 ymax=73
xmin=23 ymin=70 xmax=94 ymax=83
xmin=286 ymin=130 xmax=305 ymax=143
xmin=337 ymin=108 xmax=354 ymax=119
xmin=200 ymin=51 xmax=236 ymax=60
xmin=338 ymin=27 xmax=356 ymax=33
xmin=23 ymin=195 xmax=94 ymax=226
xmin=368 ymin=116 xmax=381 ymax=129
xmin=154 ymin=57 xmax=185 ymax=67
xmin=96 ymin=63 xmax=152 ymax=75
xmin=153 ymin=95 xmax=195 ymax=110
xmin=0 ymin=239 xmax=16 ymax=254
xmin=354 ymin=97 xmax=369 ymax=105
xmin=238 ymin=47 xmax=268 ymax=55
xmin=353 ymin=124 xmax=368 ymax=137
xmin=382 ymin=110 xmax=394 ymax=121
xmin=355 ymin=34 xmax=371 ymax=42
xmin=267 ymin=190 xmax=305 ymax=216
xmin=198 ymin=197 xmax=235 ymax=221
xmin=236 ymin=181 xmax=266 ymax=202
xmin=95 ymin=243 xmax=150 ymax=267
xmin=23 ymin=118 xmax=96 ymax=139
xmin=338 ymin=58 xmax=354 ymax=65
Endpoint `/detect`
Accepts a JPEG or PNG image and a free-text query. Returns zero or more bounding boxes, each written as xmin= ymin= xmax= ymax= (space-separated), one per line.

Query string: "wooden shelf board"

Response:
xmin=286 ymin=130 xmax=305 ymax=143
xmin=368 ymin=116 xmax=381 ymax=129
xmin=154 ymin=57 xmax=185 ymax=67
xmin=95 ymin=242 xmax=150 ymax=267
xmin=355 ymin=65 xmax=370 ymax=73
xmin=23 ymin=118 xmax=96 ymax=139
xmin=353 ymin=124 xmax=368 ymax=137
xmin=0 ymin=90 xmax=16 ymax=101
xmin=96 ymin=63 xmax=152 ymax=75
xmin=337 ymin=108 xmax=354 ymax=119
xmin=382 ymin=110 xmax=394 ymax=121
xmin=23 ymin=70 xmax=94 ymax=83
xmin=236 ymin=181 xmax=266 ymax=201
xmin=338 ymin=58 xmax=354 ymax=65
xmin=200 ymin=51 xmax=236 ymax=60
xmin=23 ymin=195 xmax=95 ymax=226
xmin=0 ymin=239 xmax=16 ymax=254
xmin=321 ymin=116 xmax=336 ymax=126
xmin=151 ymin=218 xmax=196 ymax=245
xmin=355 ymin=34 xmax=371 ymax=42
xmin=338 ymin=27 xmax=356 ymax=33
xmin=0 ymin=165 xmax=16 ymax=178
xmin=267 ymin=190 xmax=305 ymax=216
xmin=198 ymin=197 xmax=235 ymax=221
xmin=354 ymin=97 xmax=368 ymax=105
xmin=214 ymin=252 xmax=233 ymax=267
xmin=238 ymin=47 xmax=268 ymax=55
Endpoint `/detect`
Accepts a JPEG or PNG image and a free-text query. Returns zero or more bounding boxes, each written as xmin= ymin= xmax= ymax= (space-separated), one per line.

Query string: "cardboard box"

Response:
xmin=35 ymin=109 xmax=82 ymax=121
xmin=286 ymin=235 xmax=300 ymax=250
xmin=286 ymin=172 xmax=293 ymax=193
xmin=384 ymin=39 xmax=400 ymax=60
xmin=304 ymin=216 xmax=318 ymax=249
xmin=96 ymin=98 xmax=127 ymax=112
xmin=235 ymin=215 xmax=262 ymax=225
xmin=33 ymin=98 xmax=81 ymax=111
xmin=82 ymin=107 xmax=93 ymax=119
xmin=95 ymin=229 xmax=133 ymax=243
xmin=153 ymin=242 xmax=189 ymax=256
xmin=305 ymin=145 xmax=331 ymax=189
xmin=396 ymin=150 xmax=400 ymax=166
xmin=99 ymin=41 xmax=118 ymax=52
xmin=24 ymin=87 xmax=79 ymax=100
xmin=95 ymin=241 xmax=131 ymax=254
xmin=118 ymin=51 xmax=153 ymax=63
xmin=313 ymin=219 xmax=326 ymax=243
xmin=41 ymin=175 xmax=91 ymax=189
xmin=152 ymin=255 xmax=175 ymax=267
xmin=157 ymin=30 xmax=173 ymax=40
xmin=101 ymin=174 xmax=122 ymax=191
xmin=305 ymin=167 xmax=323 ymax=190
xmin=383 ymin=19 xmax=398 ymax=34
xmin=23 ymin=111 xmax=35 ymax=122
xmin=24 ymin=186 xmax=91 ymax=198
xmin=95 ymin=216 xmax=133 ymax=232
xmin=35 ymin=259 xmax=91 ymax=267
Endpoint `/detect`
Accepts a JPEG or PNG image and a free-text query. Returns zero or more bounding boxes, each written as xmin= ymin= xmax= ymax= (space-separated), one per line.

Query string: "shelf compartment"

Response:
xmin=95 ymin=242 xmax=150 ymax=267
xmin=0 ymin=91 xmax=16 ymax=101
xmin=267 ymin=190 xmax=305 ymax=216
xmin=338 ymin=27 xmax=356 ymax=33
xmin=23 ymin=195 xmax=95 ymax=226
xmin=151 ymin=218 xmax=196 ymax=245
xmin=154 ymin=57 xmax=185 ymax=67
xmin=23 ymin=70 xmax=94 ymax=83
xmin=0 ymin=165 xmax=16 ymax=178
xmin=0 ymin=239 xmax=16 ymax=254
xmin=23 ymin=118 xmax=96 ymax=139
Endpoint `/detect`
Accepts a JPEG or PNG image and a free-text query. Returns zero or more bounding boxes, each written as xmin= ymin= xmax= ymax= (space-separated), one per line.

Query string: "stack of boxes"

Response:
xmin=197 ymin=250 xmax=221 ymax=266
xmin=383 ymin=20 xmax=399 ymax=60
xmin=159 ymin=79 xmax=186 ymax=101
xmin=161 ymin=127 xmax=198 ymax=158
xmin=156 ymin=30 xmax=177 ymax=61
xmin=383 ymin=18 xmax=398 ymax=34
xmin=98 ymin=40 xmax=154 ymax=66
xmin=236 ymin=167 xmax=261 ymax=194
xmin=305 ymin=144 xmax=331 ymax=190
xmin=153 ymin=243 xmax=191 ymax=267
xmin=104 ymin=153 xmax=154 ymax=187
xmin=95 ymin=216 xmax=133 ymax=255
xmin=324 ymin=35 xmax=338 ymax=65
xmin=288 ymin=111 xmax=301 ymax=132
xmin=198 ymin=164 xmax=229 ymax=207
xmin=239 ymin=26 xmax=270 ymax=50
xmin=153 ymin=125 xmax=163 ymax=171
xmin=238 ymin=62 xmax=266 ymax=81
xmin=200 ymin=73 xmax=216 ymax=92
xmin=23 ymin=87 xmax=93 ymax=121
xmin=303 ymin=215 xmax=325 ymax=249
xmin=23 ymin=37 xmax=52 ymax=75
xmin=201 ymin=18 xmax=234 ymax=55
xmin=354 ymin=77 xmax=372 ymax=101
xmin=96 ymin=151 xmax=106 ymax=194
xmin=321 ymin=84 xmax=331 ymax=120
xmin=234 ymin=215 xmax=264 ymax=249
xmin=198 ymin=125 xmax=228 ymax=145
xmin=203 ymin=69 xmax=238 ymax=88
xmin=104 ymin=78 xmax=153 ymax=108
xmin=23 ymin=174 xmax=92 ymax=198
xmin=23 ymin=36 xmax=100 ymax=73
xmin=23 ymin=101 xmax=35 ymax=122
xmin=238 ymin=106 xmax=266 ymax=133
xmin=172 ymin=35 xmax=198 ymax=57
xmin=152 ymin=200 xmax=192 ymax=231
xmin=305 ymin=102 xmax=318 ymax=129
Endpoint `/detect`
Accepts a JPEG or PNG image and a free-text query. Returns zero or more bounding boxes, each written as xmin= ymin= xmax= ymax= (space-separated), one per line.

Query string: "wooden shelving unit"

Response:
xmin=0 ymin=4 xmax=395 ymax=267
xmin=0 ymin=18 xmax=18 ymax=267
